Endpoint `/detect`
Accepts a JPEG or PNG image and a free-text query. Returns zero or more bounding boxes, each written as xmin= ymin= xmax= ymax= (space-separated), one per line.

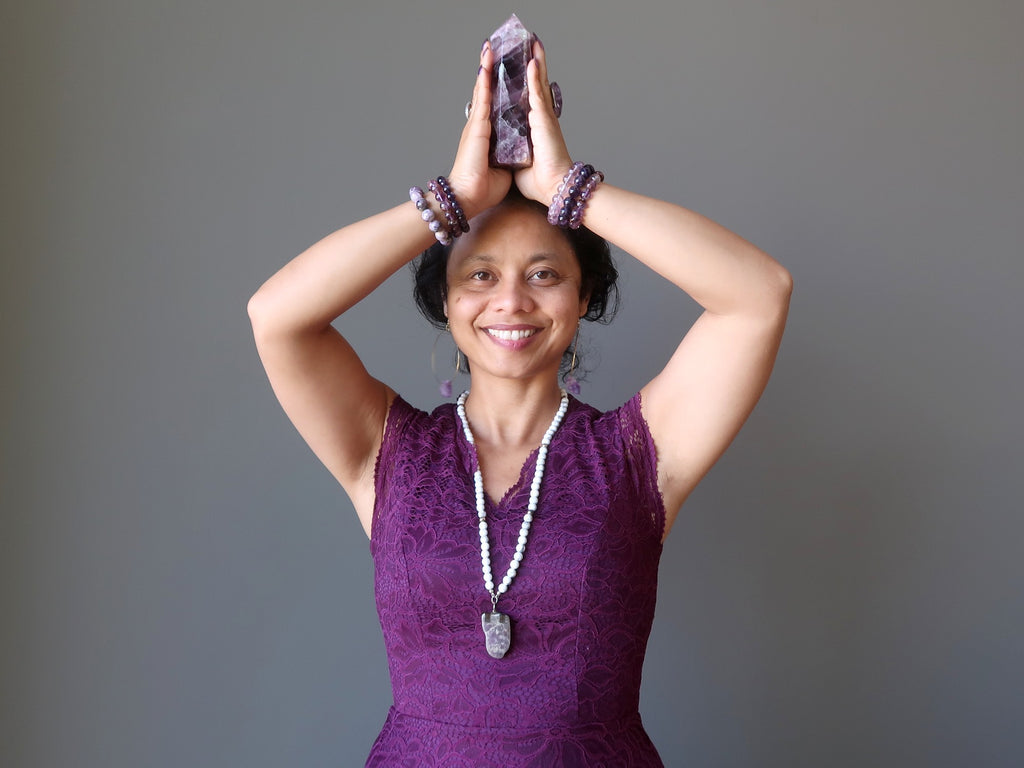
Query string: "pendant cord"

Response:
xmin=456 ymin=390 xmax=569 ymax=613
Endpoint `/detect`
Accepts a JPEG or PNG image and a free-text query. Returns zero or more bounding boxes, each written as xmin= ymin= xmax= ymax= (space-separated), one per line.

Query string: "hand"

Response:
xmin=514 ymin=40 xmax=574 ymax=206
xmin=447 ymin=42 xmax=512 ymax=219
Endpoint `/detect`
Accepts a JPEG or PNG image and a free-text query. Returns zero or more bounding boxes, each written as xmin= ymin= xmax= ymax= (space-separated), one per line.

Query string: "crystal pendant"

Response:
xmin=488 ymin=14 xmax=537 ymax=168
xmin=481 ymin=611 xmax=512 ymax=658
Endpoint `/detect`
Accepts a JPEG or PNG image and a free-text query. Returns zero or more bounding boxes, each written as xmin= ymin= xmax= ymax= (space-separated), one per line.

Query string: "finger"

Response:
xmin=459 ymin=45 xmax=494 ymax=144
xmin=525 ymin=56 xmax=554 ymax=118
xmin=523 ymin=53 xmax=572 ymax=172
xmin=472 ymin=43 xmax=494 ymax=123
xmin=531 ymin=38 xmax=549 ymax=88
xmin=453 ymin=45 xmax=496 ymax=189
xmin=466 ymin=44 xmax=493 ymax=118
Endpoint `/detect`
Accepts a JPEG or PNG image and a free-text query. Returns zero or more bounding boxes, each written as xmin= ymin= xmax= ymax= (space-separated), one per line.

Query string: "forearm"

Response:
xmin=247 ymin=200 xmax=436 ymax=338
xmin=580 ymin=184 xmax=792 ymax=317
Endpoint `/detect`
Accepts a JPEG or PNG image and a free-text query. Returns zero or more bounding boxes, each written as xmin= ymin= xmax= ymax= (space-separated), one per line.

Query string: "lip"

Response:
xmin=482 ymin=324 xmax=542 ymax=349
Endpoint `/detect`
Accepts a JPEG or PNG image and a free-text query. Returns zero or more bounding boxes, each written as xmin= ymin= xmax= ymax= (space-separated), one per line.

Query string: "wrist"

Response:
xmin=442 ymin=175 xmax=484 ymax=223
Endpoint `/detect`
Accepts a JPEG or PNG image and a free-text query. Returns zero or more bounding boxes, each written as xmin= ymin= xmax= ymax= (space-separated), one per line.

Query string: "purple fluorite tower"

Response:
xmin=488 ymin=14 xmax=537 ymax=168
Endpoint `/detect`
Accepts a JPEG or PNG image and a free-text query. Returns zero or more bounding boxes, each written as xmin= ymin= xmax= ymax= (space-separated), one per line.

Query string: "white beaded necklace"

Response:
xmin=455 ymin=389 xmax=569 ymax=658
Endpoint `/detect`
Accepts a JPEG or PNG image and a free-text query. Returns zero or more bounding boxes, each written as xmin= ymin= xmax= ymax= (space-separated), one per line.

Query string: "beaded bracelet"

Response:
xmin=548 ymin=162 xmax=583 ymax=226
xmin=438 ymin=176 xmax=470 ymax=235
xmin=560 ymin=164 xmax=595 ymax=227
xmin=427 ymin=179 xmax=459 ymax=236
xmin=569 ymin=169 xmax=604 ymax=229
xmin=409 ymin=186 xmax=452 ymax=246
xmin=551 ymin=162 xmax=592 ymax=226
xmin=428 ymin=176 xmax=470 ymax=237
xmin=548 ymin=162 xmax=604 ymax=230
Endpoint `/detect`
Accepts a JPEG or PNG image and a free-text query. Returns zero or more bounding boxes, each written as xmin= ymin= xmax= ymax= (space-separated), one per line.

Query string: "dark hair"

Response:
xmin=412 ymin=188 xmax=619 ymax=331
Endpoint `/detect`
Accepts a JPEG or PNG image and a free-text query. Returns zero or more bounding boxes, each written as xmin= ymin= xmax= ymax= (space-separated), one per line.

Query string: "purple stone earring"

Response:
xmin=432 ymin=323 xmax=463 ymax=397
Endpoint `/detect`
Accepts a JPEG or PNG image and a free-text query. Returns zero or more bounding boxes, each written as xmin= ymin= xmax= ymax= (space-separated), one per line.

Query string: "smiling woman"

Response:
xmin=444 ymin=201 xmax=589 ymax=386
xmin=248 ymin=30 xmax=791 ymax=768
xmin=412 ymin=188 xmax=618 ymax=336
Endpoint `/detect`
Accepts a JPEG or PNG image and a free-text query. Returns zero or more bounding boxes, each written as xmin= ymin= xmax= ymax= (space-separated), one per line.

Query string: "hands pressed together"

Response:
xmin=447 ymin=39 xmax=574 ymax=220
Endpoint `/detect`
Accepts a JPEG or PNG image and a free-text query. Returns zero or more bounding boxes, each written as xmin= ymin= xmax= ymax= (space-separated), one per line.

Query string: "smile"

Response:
xmin=486 ymin=328 xmax=538 ymax=341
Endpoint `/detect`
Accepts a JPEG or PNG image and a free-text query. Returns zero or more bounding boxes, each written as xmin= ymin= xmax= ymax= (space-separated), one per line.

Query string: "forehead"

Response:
xmin=448 ymin=203 xmax=576 ymax=269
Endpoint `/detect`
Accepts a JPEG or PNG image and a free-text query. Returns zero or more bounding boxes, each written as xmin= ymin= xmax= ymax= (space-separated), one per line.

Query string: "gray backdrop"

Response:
xmin=3 ymin=1 xmax=1022 ymax=766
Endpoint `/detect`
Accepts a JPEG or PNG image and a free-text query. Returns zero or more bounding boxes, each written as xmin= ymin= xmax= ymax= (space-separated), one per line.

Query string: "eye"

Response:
xmin=530 ymin=269 xmax=558 ymax=282
xmin=469 ymin=270 xmax=493 ymax=281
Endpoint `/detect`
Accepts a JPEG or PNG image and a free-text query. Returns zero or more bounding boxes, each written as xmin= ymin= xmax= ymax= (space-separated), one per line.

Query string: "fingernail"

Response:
xmin=478 ymin=65 xmax=484 ymax=75
xmin=536 ymin=36 xmax=544 ymax=51
xmin=482 ymin=39 xmax=490 ymax=52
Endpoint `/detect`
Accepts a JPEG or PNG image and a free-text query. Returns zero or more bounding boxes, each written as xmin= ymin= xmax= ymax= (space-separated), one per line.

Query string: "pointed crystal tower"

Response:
xmin=488 ymin=14 xmax=537 ymax=168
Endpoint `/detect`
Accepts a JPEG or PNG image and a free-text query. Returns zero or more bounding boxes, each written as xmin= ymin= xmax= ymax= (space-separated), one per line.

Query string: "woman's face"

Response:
xmin=445 ymin=203 xmax=588 ymax=386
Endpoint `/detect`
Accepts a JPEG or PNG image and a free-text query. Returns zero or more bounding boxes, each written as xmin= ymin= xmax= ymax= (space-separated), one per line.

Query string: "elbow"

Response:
xmin=761 ymin=247 xmax=793 ymax=300
xmin=246 ymin=288 xmax=265 ymax=330
xmin=772 ymin=266 xmax=794 ymax=325
xmin=246 ymin=285 xmax=278 ymax=342
xmin=776 ymin=264 xmax=794 ymax=301
xmin=757 ymin=261 xmax=792 ymax=321
xmin=247 ymin=283 xmax=327 ymax=344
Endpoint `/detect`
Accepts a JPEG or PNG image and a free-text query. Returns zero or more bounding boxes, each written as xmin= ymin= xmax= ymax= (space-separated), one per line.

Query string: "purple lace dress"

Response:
xmin=367 ymin=393 xmax=666 ymax=767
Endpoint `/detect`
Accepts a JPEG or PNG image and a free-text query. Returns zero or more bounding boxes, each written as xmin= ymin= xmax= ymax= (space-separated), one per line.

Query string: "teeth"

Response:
xmin=487 ymin=328 xmax=537 ymax=341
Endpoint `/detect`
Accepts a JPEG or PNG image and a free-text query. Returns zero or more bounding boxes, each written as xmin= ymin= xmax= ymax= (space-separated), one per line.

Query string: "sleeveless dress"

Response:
xmin=367 ymin=393 xmax=666 ymax=767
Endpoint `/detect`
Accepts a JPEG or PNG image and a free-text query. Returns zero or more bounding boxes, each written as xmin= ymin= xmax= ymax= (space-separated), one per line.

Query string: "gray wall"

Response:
xmin=3 ymin=1 xmax=1022 ymax=766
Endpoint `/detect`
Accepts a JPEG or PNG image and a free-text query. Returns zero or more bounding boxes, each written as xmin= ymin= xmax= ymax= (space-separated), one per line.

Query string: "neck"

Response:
xmin=461 ymin=376 xmax=566 ymax=448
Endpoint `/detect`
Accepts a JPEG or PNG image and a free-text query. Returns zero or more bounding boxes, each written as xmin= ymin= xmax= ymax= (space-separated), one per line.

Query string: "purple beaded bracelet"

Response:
xmin=427 ymin=180 xmax=458 ymax=236
xmin=561 ymin=164 xmax=595 ymax=227
xmin=409 ymin=186 xmax=452 ymax=246
xmin=428 ymin=176 xmax=470 ymax=237
xmin=547 ymin=162 xmax=604 ymax=229
xmin=437 ymin=176 xmax=469 ymax=234
xmin=569 ymin=169 xmax=604 ymax=229
xmin=548 ymin=162 xmax=583 ymax=226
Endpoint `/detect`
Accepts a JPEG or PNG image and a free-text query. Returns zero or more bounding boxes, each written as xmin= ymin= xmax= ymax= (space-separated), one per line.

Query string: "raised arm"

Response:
xmin=516 ymin=42 xmax=793 ymax=541
xmin=586 ymin=189 xmax=792 ymax=540
xmin=247 ymin=43 xmax=510 ymax=536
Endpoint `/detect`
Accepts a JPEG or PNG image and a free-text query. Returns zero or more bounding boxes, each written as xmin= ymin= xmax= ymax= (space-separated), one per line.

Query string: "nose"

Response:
xmin=491 ymin=277 xmax=535 ymax=313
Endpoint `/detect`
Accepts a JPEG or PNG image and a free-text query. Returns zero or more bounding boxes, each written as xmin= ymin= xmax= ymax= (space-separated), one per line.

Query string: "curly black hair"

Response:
xmin=412 ymin=187 xmax=619 ymax=331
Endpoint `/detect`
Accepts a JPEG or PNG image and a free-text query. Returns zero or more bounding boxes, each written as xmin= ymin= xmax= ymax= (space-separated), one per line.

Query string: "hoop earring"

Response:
xmin=564 ymin=323 xmax=581 ymax=395
xmin=432 ymin=322 xmax=463 ymax=397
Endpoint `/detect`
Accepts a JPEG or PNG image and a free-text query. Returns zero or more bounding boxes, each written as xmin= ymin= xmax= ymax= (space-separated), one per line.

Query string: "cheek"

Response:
xmin=446 ymin=293 xmax=477 ymax=325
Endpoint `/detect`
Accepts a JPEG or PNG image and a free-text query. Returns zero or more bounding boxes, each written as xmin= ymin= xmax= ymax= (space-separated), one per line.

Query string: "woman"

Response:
xmin=248 ymin=38 xmax=791 ymax=767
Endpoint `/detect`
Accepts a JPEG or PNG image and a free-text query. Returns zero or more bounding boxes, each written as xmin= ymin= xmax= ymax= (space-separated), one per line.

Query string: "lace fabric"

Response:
xmin=368 ymin=394 xmax=666 ymax=767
